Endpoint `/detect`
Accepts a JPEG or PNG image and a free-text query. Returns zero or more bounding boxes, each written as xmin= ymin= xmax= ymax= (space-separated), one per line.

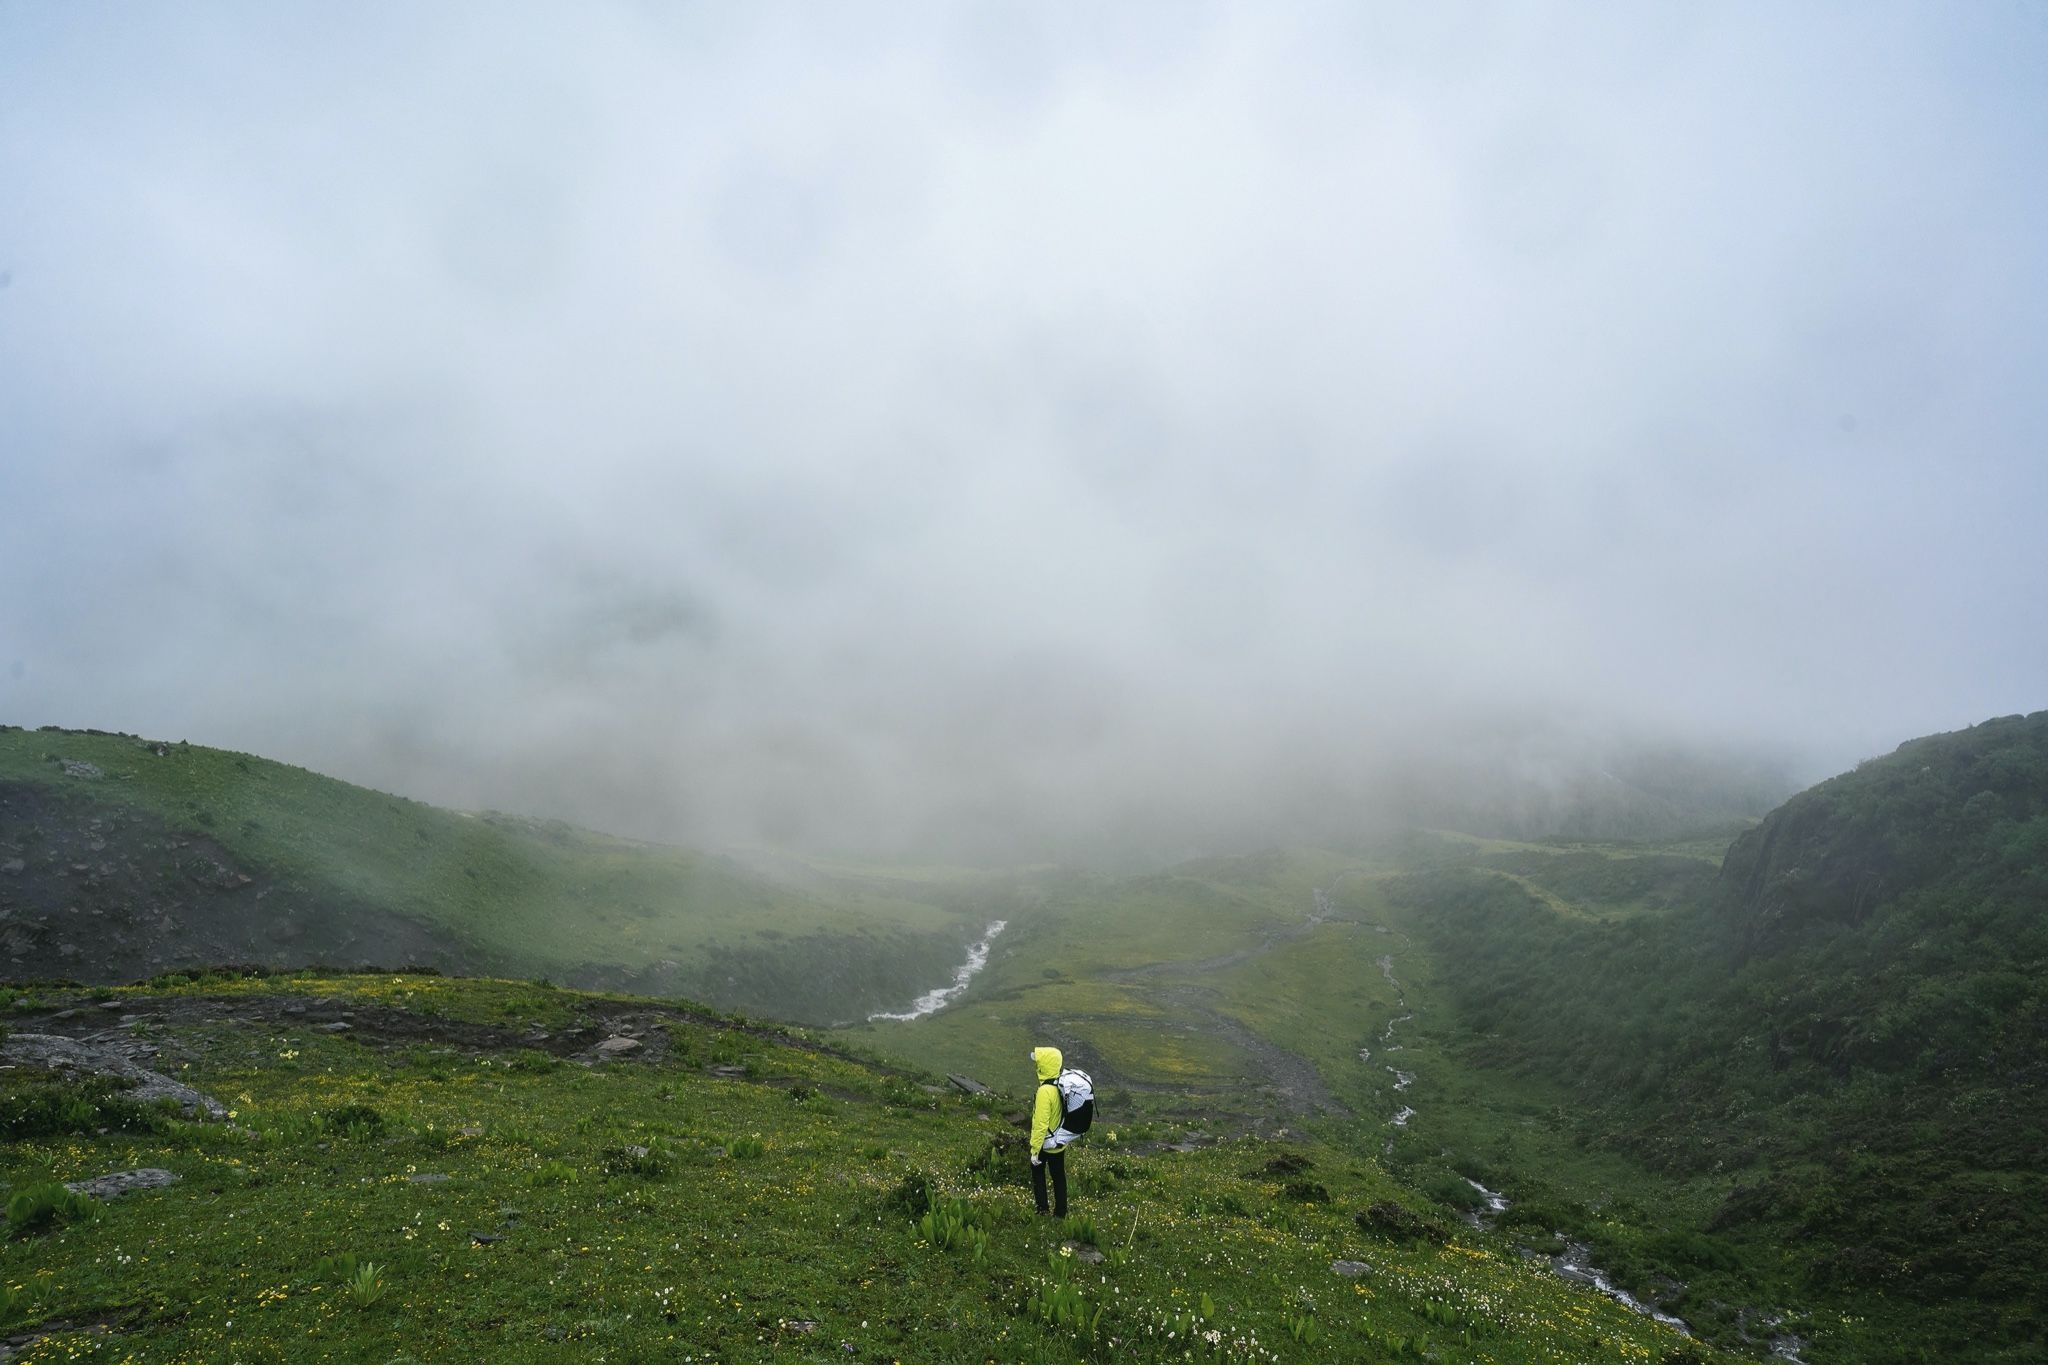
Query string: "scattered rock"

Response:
xmin=97 ymin=1000 xmax=125 ymax=1011
xmin=709 ymin=1064 xmax=748 ymax=1078
xmin=64 ymin=1168 xmax=180 ymax=1200
xmin=594 ymin=1036 xmax=642 ymax=1057
xmin=946 ymin=1073 xmax=991 ymax=1095
xmin=319 ymin=1022 xmax=352 ymax=1033
xmin=59 ymin=759 xmax=103 ymax=780
xmin=1331 ymin=1260 xmax=1373 ymax=1278
xmin=1062 ymin=1242 xmax=1106 ymax=1264
xmin=407 ymin=1173 xmax=451 ymax=1184
xmin=469 ymin=1231 xmax=501 ymax=1245
xmin=1 ymin=1033 xmax=226 ymax=1118
xmin=0 ymin=858 xmax=23 ymax=875
xmin=784 ymin=1319 xmax=819 ymax=1333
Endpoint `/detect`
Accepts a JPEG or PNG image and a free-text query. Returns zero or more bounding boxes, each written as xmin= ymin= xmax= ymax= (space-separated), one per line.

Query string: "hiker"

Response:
xmin=1028 ymin=1045 xmax=1093 ymax=1217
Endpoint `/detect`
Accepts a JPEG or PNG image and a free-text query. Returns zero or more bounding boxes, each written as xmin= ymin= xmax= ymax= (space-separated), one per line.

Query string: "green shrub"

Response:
xmin=600 ymin=1141 xmax=675 ymax=1179
xmin=6 ymin=1182 xmax=98 ymax=1237
xmin=1643 ymin=1229 xmax=1742 ymax=1275
xmin=1181 ymin=1190 xmax=1250 ymax=1218
xmin=1355 ymin=1200 xmax=1446 ymax=1244
xmin=322 ymin=1103 xmax=387 ymax=1138
xmin=0 ymin=1078 xmax=171 ymax=1141
xmin=1422 ymin=1173 xmax=1485 ymax=1212
xmin=964 ymin=1138 xmax=1012 ymax=1180
xmin=885 ymin=1171 xmax=934 ymax=1215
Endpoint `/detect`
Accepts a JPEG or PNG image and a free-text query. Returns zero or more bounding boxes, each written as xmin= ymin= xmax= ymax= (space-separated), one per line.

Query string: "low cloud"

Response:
xmin=3 ymin=4 xmax=2043 ymax=857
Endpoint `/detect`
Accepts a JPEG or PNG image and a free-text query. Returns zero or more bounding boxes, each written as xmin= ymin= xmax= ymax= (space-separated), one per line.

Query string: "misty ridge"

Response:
xmin=1 ymin=4 xmax=2042 ymax=864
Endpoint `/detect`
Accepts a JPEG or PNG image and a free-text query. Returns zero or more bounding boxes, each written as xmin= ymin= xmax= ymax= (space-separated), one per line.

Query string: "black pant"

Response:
xmin=1032 ymin=1148 xmax=1067 ymax=1216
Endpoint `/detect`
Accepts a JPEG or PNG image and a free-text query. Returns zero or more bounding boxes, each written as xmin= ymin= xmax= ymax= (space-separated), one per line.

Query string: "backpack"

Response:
xmin=1044 ymin=1067 xmax=1094 ymax=1137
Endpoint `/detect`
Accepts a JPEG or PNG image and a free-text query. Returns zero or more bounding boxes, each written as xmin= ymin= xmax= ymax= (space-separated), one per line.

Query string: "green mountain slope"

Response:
xmin=1380 ymin=713 xmax=2048 ymax=1359
xmin=0 ymin=727 xmax=992 ymax=1024
xmin=0 ymin=971 xmax=1724 ymax=1362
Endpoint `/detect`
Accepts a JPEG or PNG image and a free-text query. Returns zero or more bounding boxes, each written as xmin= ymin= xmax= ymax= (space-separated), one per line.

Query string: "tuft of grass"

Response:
xmin=321 ymin=1103 xmax=387 ymax=1139
xmin=347 ymin=1261 xmax=387 ymax=1307
xmin=6 ymin=1181 xmax=98 ymax=1237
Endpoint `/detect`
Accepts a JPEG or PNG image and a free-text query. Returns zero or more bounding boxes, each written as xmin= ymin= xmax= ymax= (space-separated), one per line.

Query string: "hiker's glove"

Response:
xmin=1030 ymin=1155 xmax=1042 ymax=1166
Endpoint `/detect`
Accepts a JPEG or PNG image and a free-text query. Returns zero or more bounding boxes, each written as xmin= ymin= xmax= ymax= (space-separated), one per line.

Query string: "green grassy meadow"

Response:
xmin=1 ymin=972 xmax=1712 ymax=1364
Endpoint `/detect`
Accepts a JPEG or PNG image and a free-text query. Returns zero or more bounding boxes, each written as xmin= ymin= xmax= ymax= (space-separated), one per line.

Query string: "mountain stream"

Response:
xmin=866 ymin=920 xmax=1007 ymax=1022
xmin=1370 ymin=924 xmax=1812 ymax=1363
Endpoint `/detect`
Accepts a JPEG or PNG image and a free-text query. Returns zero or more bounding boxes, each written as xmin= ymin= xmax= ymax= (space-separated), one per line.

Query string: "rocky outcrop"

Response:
xmin=1 ymin=1032 xmax=225 ymax=1118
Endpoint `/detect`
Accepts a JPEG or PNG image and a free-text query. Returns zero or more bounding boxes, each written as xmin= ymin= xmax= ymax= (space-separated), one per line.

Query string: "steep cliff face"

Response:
xmin=1716 ymin=711 xmax=2048 ymax=959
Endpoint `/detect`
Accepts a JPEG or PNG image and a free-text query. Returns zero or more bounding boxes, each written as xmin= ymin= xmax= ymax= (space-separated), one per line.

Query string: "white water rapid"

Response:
xmin=866 ymin=920 xmax=1008 ymax=1022
xmin=1553 ymin=1243 xmax=1693 ymax=1337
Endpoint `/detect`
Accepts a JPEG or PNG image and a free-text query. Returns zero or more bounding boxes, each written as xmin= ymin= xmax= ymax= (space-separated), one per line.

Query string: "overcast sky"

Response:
xmin=3 ymin=3 xmax=2044 ymax=856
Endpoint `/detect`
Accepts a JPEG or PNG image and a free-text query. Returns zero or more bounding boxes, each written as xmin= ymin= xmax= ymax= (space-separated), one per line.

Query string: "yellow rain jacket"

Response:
xmin=1029 ymin=1045 xmax=1066 ymax=1156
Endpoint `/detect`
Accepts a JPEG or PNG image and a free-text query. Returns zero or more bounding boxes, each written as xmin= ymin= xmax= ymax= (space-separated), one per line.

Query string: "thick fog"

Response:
xmin=3 ymin=4 xmax=2044 ymax=857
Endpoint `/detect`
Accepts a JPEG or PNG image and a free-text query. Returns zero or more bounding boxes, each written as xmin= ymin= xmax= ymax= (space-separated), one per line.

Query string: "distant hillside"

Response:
xmin=1385 ymin=712 xmax=2048 ymax=1356
xmin=1371 ymin=732 xmax=1792 ymax=846
xmin=0 ymin=727 xmax=996 ymax=1023
xmin=1719 ymin=711 xmax=2048 ymax=963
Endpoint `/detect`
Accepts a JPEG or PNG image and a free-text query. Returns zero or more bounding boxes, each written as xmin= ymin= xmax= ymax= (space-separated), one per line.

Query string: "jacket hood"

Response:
xmin=1032 ymin=1045 xmax=1063 ymax=1081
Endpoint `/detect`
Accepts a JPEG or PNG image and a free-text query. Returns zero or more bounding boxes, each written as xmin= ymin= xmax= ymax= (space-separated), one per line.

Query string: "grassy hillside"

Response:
xmin=848 ymin=848 xmax=1408 ymax=1131
xmin=8 ymin=716 xmax=2040 ymax=1359
xmin=0 ymin=971 xmax=1717 ymax=1363
xmin=0 ymin=726 xmax=995 ymax=1024
xmin=1370 ymin=714 xmax=2048 ymax=1361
